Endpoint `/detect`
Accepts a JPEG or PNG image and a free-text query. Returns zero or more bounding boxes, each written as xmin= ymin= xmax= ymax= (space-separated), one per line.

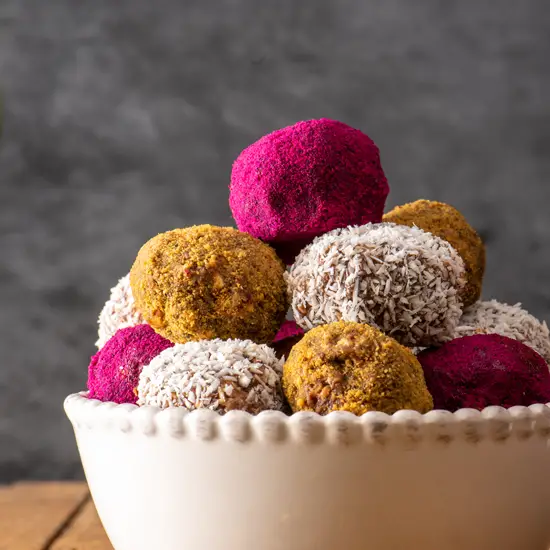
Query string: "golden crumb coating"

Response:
xmin=130 ymin=225 xmax=289 ymax=344
xmin=383 ymin=199 xmax=485 ymax=307
xmin=282 ymin=321 xmax=433 ymax=415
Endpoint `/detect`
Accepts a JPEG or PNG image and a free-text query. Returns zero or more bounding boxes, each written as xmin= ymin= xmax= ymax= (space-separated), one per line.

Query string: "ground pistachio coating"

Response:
xmin=130 ymin=225 xmax=289 ymax=344
xmin=383 ymin=199 xmax=485 ymax=307
xmin=282 ymin=321 xmax=433 ymax=415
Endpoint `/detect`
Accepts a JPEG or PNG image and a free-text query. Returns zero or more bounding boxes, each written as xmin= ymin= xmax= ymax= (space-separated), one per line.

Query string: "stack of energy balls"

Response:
xmin=88 ymin=118 xmax=550 ymax=415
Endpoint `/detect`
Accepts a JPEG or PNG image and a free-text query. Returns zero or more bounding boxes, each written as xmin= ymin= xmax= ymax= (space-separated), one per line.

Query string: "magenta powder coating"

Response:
xmin=229 ymin=118 xmax=389 ymax=264
xmin=417 ymin=333 xmax=550 ymax=411
xmin=87 ymin=324 xmax=174 ymax=404
xmin=273 ymin=320 xmax=304 ymax=343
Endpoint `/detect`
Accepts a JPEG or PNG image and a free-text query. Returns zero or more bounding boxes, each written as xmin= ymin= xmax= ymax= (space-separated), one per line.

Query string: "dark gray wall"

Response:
xmin=1 ymin=0 xmax=549 ymax=481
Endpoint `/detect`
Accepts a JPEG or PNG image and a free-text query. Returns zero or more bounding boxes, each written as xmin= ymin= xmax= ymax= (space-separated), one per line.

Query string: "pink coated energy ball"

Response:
xmin=271 ymin=320 xmax=305 ymax=361
xmin=229 ymin=118 xmax=389 ymax=264
xmin=273 ymin=320 xmax=304 ymax=343
xmin=417 ymin=334 xmax=550 ymax=412
xmin=87 ymin=324 xmax=174 ymax=404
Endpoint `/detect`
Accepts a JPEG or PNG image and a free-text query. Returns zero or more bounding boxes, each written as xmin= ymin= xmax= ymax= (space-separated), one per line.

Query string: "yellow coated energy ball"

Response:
xmin=282 ymin=321 xmax=433 ymax=415
xmin=130 ymin=225 xmax=289 ymax=344
xmin=383 ymin=200 xmax=485 ymax=306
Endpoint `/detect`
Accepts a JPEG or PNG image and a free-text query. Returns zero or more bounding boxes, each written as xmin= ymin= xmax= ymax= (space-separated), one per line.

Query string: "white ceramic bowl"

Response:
xmin=64 ymin=392 xmax=550 ymax=550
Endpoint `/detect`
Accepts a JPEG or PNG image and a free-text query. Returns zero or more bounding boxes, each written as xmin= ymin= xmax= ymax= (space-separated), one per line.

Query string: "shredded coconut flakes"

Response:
xmin=286 ymin=223 xmax=466 ymax=347
xmin=137 ymin=339 xmax=285 ymax=414
xmin=96 ymin=274 xmax=144 ymax=349
xmin=453 ymin=299 xmax=550 ymax=365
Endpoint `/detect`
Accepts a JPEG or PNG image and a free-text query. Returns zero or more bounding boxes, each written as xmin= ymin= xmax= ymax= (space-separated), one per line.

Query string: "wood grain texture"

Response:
xmin=3 ymin=482 xmax=548 ymax=549
xmin=0 ymin=482 xmax=89 ymax=550
xmin=51 ymin=498 xmax=113 ymax=550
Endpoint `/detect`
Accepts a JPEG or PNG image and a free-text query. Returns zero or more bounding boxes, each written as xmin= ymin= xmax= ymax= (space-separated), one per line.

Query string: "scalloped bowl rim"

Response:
xmin=64 ymin=392 xmax=550 ymax=550
xmin=64 ymin=390 xmax=550 ymax=430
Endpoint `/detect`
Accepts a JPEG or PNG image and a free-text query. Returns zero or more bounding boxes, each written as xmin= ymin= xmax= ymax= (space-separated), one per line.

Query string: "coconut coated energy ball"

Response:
xmin=230 ymin=118 xmax=389 ymax=264
xmin=453 ymin=299 xmax=550 ymax=365
xmin=287 ymin=223 xmax=466 ymax=347
xmin=130 ymin=225 xmax=288 ymax=344
xmin=383 ymin=200 xmax=485 ymax=307
xmin=417 ymin=334 xmax=550 ymax=411
xmin=283 ymin=321 xmax=433 ymax=415
xmin=137 ymin=339 xmax=284 ymax=414
xmin=96 ymin=274 xmax=144 ymax=349
xmin=88 ymin=324 xmax=174 ymax=404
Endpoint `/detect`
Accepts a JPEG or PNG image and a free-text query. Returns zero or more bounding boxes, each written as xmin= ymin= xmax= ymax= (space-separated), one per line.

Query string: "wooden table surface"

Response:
xmin=4 ymin=482 xmax=549 ymax=549
xmin=0 ymin=482 xmax=112 ymax=550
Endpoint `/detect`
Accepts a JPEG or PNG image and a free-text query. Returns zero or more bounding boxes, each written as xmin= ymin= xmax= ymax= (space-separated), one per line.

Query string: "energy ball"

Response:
xmin=272 ymin=334 xmax=304 ymax=361
xmin=287 ymin=223 xmax=466 ymax=347
xmin=283 ymin=321 xmax=433 ymax=415
xmin=88 ymin=324 xmax=174 ymax=404
xmin=272 ymin=320 xmax=305 ymax=360
xmin=453 ymin=300 xmax=550 ymax=365
xmin=273 ymin=320 xmax=304 ymax=343
xmin=130 ymin=225 xmax=288 ymax=344
xmin=417 ymin=334 xmax=550 ymax=411
xmin=230 ymin=118 xmax=389 ymax=264
xmin=96 ymin=274 xmax=144 ymax=349
xmin=137 ymin=339 xmax=284 ymax=414
xmin=383 ymin=200 xmax=485 ymax=307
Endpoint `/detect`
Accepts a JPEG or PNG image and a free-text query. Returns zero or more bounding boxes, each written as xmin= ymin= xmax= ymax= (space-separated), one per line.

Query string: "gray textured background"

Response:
xmin=1 ymin=0 xmax=549 ymax=481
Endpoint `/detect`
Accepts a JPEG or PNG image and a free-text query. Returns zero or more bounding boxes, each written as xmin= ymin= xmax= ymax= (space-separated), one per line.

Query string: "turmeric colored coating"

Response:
xmin=383 ymin=200 xmax=485 ymax=307
xmin=130 ymin=225 xmax=289 ymax=344
xmin=282 ymin=321 xmax=433 ymax=415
